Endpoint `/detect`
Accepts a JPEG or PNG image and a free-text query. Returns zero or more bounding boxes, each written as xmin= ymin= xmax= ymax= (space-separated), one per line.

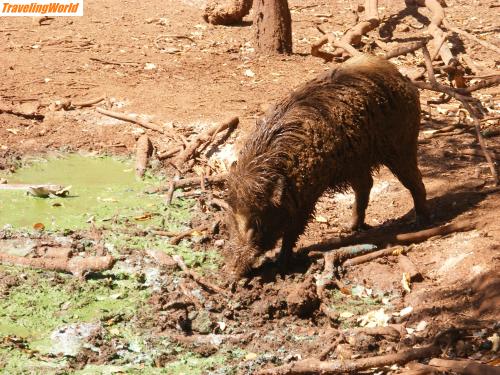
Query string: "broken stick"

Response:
xmin=135 ymin=135 xmax=153 ymax=178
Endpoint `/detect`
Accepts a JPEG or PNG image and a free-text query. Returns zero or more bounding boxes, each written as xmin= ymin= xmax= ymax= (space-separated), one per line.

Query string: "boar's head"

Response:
xmin=225 ymin=157 xmax=288 ymax=277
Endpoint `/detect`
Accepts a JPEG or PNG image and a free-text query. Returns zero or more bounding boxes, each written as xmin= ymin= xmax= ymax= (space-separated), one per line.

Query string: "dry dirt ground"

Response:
xmin=0 ymin=0 xmax=499 ymax=373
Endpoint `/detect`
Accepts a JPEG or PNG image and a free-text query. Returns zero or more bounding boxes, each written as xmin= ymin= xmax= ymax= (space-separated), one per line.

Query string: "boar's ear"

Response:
xmin=270 ymin=176 xmax=285 ymax=207
xmin=229 ymin=160 xmax=237 ymax=172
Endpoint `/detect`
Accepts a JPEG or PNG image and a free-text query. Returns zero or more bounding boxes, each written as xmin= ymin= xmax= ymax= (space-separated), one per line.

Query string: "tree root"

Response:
xmin=257 ymin=344 xmax=440 ymax=374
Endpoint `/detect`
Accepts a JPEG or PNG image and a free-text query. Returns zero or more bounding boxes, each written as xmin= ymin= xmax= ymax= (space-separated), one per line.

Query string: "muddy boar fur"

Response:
xmin=226 ymin=54 xmax=429 ymax=277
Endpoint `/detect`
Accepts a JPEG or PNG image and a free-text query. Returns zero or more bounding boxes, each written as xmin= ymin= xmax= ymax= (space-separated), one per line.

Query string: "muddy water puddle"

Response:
xmin=0 ymin=155 xmax=165 ymax=231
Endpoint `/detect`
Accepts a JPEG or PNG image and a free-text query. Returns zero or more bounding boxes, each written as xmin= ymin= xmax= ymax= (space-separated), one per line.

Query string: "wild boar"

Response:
xmin=226 ymin=54 xmax=429 ymax=277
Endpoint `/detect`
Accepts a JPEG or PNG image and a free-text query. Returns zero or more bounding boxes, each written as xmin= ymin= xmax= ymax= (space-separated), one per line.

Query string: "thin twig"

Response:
xmin=96 ymin=107 xmax=165 ymax=133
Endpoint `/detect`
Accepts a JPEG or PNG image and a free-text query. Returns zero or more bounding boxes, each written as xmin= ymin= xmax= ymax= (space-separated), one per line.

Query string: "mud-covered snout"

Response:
xmin=226 ymin=211 xmax=263 ymax=278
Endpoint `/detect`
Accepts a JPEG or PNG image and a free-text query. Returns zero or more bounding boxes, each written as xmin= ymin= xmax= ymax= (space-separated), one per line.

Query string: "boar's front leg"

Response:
xmin=276 ymin=212 xmax=311 ymax=271
xmin=349 ymin=170 xmax=374 ymax=231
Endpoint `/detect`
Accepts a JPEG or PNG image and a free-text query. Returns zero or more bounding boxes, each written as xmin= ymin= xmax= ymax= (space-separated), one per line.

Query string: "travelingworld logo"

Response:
xmin=1 ymin=1 xmax=83 ymax=16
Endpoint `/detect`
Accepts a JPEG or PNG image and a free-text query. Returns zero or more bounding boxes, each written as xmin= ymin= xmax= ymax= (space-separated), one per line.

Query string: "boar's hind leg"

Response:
xmin=386 ymin=156 xmax=430 ymax=225
xmin=349 ymin=170 xmax=374 ymax=231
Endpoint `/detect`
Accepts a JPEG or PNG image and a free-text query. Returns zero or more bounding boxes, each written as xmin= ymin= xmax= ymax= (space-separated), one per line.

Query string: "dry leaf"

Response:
xmin=33 ymin=223 xmax=45 ymax=231
xmin=402 ymin=272 xmax=411 ymax=292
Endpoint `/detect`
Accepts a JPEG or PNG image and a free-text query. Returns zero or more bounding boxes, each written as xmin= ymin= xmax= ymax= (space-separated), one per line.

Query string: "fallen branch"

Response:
xmin=343 ymin=245 xmax=406 ymax=267
xmin=429 ymin=358 xmax=500 ymax=375
xmin=471 ymin=117 xmax=499 ymax=185
xmin=0 ymin=253 xmax=115 ymax=278
xmin=398 ymin=254 xmax=422 ymax=281
xmin=333 ymin=0 xmax=380 ymax=57
xmin=384 ymin=39 xmax=429 ymax=60
xmin=414 ymin=0 xmax=465 ymax=87
xmin=96 ymin=107 xmax=165 ymax=133
xmin=173 ymin=117 xmax=239 ymax=170
xmin=311 ymin=0 xmax=378 ymax=60
xmin=301 ymin=219 xmax=477 ymax=254
xmin=408 ymin=34 xmax=447 ymax=81
xmin=172 ymin=255 xmax=228 ymax=296
xmin=179 ymin=281 xmax=205 ymax=309
xmin=147 ymin=173 xmax=228 ymax=194
xmin=257 ymin=344 xmax=440 ymax=374
xmin=326 ymin=243 xmax=377 ymax=264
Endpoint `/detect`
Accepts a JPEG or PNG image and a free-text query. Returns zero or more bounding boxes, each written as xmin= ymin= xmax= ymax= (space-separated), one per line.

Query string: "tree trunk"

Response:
xmin=253 ymin=0 xmax=292 ymax=54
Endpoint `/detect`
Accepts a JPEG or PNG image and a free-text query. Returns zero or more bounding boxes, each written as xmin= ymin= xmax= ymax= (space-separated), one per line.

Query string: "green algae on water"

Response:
xmin=0 ymin=155 xmax=169 ymax=231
